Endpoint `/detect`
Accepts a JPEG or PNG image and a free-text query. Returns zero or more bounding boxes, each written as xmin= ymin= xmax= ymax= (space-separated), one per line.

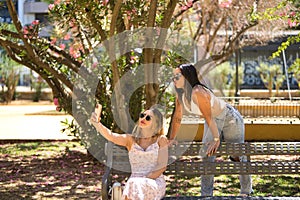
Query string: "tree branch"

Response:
xmin=173 ymin=0 xmax=199 ymax=19
xmin=207 ymin=16 xmax=225 ymax=53
xmin=154 ymin=0 xmax=178 ymax=63
xmin=85 ymin=8 xmax=107 ymax=42
xmin=144 ymin=0 xmax=158 ymax=65
xmin=109 ymin=0 xmax=123 ymax=85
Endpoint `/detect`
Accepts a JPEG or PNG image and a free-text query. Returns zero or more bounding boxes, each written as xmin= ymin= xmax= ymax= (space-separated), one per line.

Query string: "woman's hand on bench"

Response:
xmin=206 ymin=139 xmax=220 ymax=157
xmin=168 ymin=139 xmax=178 ymax=146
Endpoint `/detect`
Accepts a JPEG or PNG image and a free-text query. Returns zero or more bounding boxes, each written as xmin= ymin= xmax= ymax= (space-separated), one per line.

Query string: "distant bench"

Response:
xmin=101 ymin=141 xmax=300 ymax=199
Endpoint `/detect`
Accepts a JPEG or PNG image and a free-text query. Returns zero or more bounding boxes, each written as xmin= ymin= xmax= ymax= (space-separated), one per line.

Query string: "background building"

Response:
xmin=0 ymin=0 xmax=48 ymax=25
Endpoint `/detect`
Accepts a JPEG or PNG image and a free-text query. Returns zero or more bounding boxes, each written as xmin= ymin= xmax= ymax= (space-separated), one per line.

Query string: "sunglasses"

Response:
xmin=139 ymin=113 xmax=152 ymax=121
xmin=172 ymin=73 xmax=182 ymax=81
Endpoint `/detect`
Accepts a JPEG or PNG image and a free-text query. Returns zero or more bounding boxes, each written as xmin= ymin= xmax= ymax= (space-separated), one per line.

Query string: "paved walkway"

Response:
xmin=0 ymin=101 xmax=74 ymax=140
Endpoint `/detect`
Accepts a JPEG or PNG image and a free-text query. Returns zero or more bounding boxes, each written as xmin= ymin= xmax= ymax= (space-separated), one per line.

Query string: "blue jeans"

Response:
xmin=201 ymin=104 xmax=252 ymax=196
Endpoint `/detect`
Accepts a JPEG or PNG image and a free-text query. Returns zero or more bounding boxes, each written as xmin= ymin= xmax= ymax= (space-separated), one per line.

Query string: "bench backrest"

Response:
xmin=104 ymin=141 xmax=300 ymax=176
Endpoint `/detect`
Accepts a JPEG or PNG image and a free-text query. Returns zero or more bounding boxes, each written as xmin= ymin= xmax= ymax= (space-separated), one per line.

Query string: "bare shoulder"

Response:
xmin=125 ymin=133 xmax=134 ymax=140
xmin=192 ymin=85 xmax=210 ymax=101
xmin=192 ymin=85 xmax=208 ymax=93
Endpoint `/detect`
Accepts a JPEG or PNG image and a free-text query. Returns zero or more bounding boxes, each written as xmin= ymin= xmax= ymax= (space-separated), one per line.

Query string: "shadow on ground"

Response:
xmin=0 ymin=143 xmax=104 ymax=200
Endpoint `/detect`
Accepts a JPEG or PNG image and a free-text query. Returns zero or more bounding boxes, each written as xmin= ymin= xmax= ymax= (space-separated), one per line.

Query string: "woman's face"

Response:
xmin=173 ymin=68 xmax=184 ymax=88
xmin=138 ymin=110 xmax=154 ymax=128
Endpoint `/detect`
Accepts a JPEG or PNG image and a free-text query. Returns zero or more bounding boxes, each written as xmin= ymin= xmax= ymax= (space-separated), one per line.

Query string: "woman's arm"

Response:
xmin=90 ymin=112 xmax=132 ymax=149
xmin=169 ymin=97 xmax=183 ymax=141
xmin=146 ymin=136 xmax=169 ymax=179
xmin=192 ymin=87 xmax=220 ymax=156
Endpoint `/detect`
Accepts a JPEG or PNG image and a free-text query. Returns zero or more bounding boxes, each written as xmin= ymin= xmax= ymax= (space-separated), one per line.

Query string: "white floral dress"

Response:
xmin=122 ymin=141 xmax=166 ymax=200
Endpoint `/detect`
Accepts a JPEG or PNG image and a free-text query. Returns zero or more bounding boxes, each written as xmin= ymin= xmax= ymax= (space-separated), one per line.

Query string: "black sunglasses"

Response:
xmin=172 ymin=73 xmax=182 ymax=81
xmin=139 ymin=113 xmax=152 ymax=121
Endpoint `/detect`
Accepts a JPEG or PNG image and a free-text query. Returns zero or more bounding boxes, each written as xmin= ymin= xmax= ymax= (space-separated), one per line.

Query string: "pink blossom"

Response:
xmin=64 ymin=34 xmax=71 ymax=40
xmin=102 ymin=0 xmax=109 ymax=6
xmin=290 ymin=11 xmax=296 ymax=17
xmin=60 ymin=43 xmax=66 ymax=50
xmin=48 ymin=4 xmax=54 ymax=10
xmin=53 ymin=97 xmax=62 ymax=112
xmin=181 ymin=5 xmax=188 ymax=11
xmin=132 ymin=8 xmax=137 ymax=15
xmin=50 ymin=38 xmax=57 ymax=45
xmin=69 ymin=46 xmax=76 ymax=56
xmin=69 ymin=48 xmax=80 ymax=59
xmin=73 ymin=53 xmax=81 ymax=59
xmin=69 ymin=20 xmax=75 ymax=27
xmin=54 ymin=0 xmax=61 ymax=5
xmin=23 ymin=27 xmax=29 ymax=34
xmin=112 ymin=174 xmax=119 ymax=178
xmin=288 ymin=18 xmax=297 ymax=27
xmin=126 ymin=10 xmax=131 ymax=16
xmin=69 ymin=44 xmax=83 ymax=59
xmin=32 ymin=20 xmax=39 ymax=25
xmin=279 ymin=12 xmax=286 ymax=17
xmin=92 ymin=62 xmax=98 ymax=68
xmin=69 ymin=46 xmax=74 ymax=53
xmin=219 ymin=0 xmax=232 ymax=8
xmin=180 ymin=0 xmax=193 ymax=10
xmin=53 ymin=98 xmax=59 ymax=106
xmin=129 ymin=56 xmax=135 ymax=64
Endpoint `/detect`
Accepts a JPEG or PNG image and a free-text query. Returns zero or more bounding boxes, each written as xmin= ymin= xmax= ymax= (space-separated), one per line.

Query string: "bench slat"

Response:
xmin=169 ymin=142 xmax=300 ymax=157
xmin=166 ymin=161 xmax=300 ymax=175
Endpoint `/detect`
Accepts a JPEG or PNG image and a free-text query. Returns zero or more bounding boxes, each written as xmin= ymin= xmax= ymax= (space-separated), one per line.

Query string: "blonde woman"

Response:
xmin=90 ymin=107 xmax=168 ymax=200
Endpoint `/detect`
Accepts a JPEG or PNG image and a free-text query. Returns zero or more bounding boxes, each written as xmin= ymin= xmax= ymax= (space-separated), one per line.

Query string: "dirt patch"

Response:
xmin=0 ymin=142 xmax=104 ymax=199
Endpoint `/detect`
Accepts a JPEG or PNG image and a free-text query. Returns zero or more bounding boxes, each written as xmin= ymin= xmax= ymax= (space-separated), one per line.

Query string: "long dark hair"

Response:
xmin=175 ymin=63 xmax=212 ymax=106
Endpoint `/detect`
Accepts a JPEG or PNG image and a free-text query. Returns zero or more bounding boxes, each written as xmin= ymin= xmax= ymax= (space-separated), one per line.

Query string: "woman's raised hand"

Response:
xmin=90 ymin=112 xmax=99 ymax=124
xmin=90 ymin=104 xmax=102 ymax=125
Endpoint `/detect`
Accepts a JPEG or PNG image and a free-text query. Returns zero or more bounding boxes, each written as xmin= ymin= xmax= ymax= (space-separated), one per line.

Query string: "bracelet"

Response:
xmin=214 ymin=137 xmax=220 ymax=142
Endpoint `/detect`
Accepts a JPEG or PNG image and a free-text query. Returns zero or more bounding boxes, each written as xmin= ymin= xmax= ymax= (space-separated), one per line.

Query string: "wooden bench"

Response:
xmin=101 ymin=141 xmax=300 ymax=199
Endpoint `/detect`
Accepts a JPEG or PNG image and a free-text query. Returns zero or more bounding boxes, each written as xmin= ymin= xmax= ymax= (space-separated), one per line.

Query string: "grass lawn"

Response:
xmin=0 ymin=141 xmax=299 ymax=199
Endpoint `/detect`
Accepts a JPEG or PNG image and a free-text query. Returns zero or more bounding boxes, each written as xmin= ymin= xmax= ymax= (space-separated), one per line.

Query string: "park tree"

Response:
xmin=0 ymin=49 xmax=20 ymax=103
xmin=0 ymin=0 xmax=298 ymax=141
